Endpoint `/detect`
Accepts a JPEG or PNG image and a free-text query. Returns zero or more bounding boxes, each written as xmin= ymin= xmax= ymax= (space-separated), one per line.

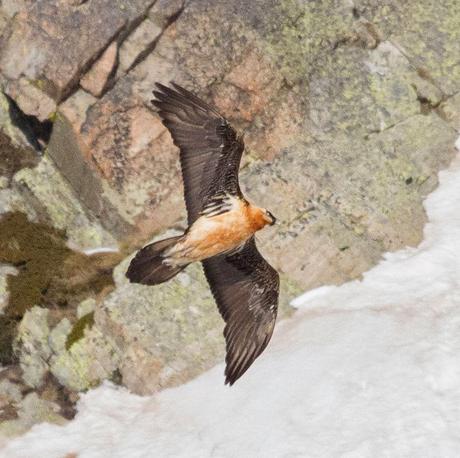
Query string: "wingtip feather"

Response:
xmin=154 ymin=82 xmax=170 ymax=92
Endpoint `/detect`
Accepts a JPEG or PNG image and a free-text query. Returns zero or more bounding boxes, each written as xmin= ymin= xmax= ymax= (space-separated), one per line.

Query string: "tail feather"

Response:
xmin=126 ymin=235 xmax=186 ymax=285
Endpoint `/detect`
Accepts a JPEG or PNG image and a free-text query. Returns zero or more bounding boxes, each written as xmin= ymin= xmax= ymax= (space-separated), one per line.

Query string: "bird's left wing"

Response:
xmin=202 ymin=237 xmax=279 ymax=385
xmin=152 ymin=83 xmax=244 ymax=225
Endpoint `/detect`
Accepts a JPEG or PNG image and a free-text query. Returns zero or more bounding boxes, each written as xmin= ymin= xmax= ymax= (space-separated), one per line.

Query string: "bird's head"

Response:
xmin=262 ymin=209 xmax=277 ymax=226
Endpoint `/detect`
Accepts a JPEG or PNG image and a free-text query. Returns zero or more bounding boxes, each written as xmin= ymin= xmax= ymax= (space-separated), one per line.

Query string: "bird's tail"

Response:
xmin=126 ymin=235 xmax=187 ymax=285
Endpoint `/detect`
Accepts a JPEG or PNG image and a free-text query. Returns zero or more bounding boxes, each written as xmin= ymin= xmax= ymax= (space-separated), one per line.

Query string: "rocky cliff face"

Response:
xmin=0 ymin=0 xmax=459 ymax=440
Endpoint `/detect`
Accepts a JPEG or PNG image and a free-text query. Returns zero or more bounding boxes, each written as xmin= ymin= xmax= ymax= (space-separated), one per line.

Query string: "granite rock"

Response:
xmin=118 ymin=18 xmax=162 ymax=74
xmin=80 ymin=42 xmax=118 ymax=98
xmin=0 ymin=0 xmax=156 ymax=102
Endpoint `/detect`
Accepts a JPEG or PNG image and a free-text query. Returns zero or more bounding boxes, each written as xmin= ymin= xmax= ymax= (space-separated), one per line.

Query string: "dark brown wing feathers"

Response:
xmin=152 ymin=82 xmax=244 ymax=225
xmin=203 ymin=237 xmax=279 ymax=385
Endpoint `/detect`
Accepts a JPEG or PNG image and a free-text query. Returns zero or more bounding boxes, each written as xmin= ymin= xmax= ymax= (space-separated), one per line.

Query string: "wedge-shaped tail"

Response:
xmin=126 ymin=236 xmax=186 ymax=285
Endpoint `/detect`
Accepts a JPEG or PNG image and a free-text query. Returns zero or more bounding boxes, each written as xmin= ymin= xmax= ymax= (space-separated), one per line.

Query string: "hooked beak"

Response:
xmin=267 ymin=211 xmax=277 ymax=225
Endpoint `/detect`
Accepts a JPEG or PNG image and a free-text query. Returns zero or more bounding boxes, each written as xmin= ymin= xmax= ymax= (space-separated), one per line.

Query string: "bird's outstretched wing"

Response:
xmin=202 ymin=237 xmax=279 ymax=385
xmin=152 ymin=82 xmax=244 ymax=225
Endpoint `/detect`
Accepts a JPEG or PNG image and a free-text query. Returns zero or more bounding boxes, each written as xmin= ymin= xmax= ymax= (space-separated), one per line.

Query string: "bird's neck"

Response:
xmin=246 ymin=204 xmax=269 ymax=232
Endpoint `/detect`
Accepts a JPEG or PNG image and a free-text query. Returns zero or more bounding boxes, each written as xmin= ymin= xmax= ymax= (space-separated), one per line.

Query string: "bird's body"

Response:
xmin=164 ymin=195 xmax=271 ymax=266
xmin=126 ymin=82 xmax=279 ymax=385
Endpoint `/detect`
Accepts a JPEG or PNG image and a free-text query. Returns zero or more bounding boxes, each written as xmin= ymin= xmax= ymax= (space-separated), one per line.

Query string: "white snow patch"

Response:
xmin=2 ymin=141 xmax=460 ymax=458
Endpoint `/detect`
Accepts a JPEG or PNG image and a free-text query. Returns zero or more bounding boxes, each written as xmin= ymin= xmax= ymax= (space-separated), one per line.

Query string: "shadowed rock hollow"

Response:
xmin=0 ymin=0 xmax=459 ymax=440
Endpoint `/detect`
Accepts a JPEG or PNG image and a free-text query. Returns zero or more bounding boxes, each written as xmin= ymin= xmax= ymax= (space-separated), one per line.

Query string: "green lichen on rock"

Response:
xmin=65 ymin=311 xmax=95 ymax=351
xmin=0 ymin=264 xmax=18 ymax=362
xmin=49 ymin=324 xmax=121 ymax=392
xmin=390 ymin=0 xmax=460 ymax=95
xmin=12 ymin=302 xmax=119 ymax=392
xmin=306 ymin=38 xmax=447 ymax=136
xmin=14 ymin=155 xmax=117 ymax=251
xmin=261 ymin=0 xmax=354 ymax=85
xmin=76 ymin=297 xmax=97 ymax=318
xmin=14 ymin=306 xmax=51 ymax=388
xmin=48 ymin=318 xmax=72 ymax=354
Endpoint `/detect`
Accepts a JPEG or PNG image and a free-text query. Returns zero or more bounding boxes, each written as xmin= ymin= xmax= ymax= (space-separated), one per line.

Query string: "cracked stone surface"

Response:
xmin=118 ymin=18 xmax=162 ymax=74
xmin=1 ymin=0 xmax=460 ymax=438
xmin=0 ymin=0 xmax=155 ymax=101
xmin=80 ymin=41 xmax=118 ymax=97
xmin=368 ymin=1 xmax=460 ymax=96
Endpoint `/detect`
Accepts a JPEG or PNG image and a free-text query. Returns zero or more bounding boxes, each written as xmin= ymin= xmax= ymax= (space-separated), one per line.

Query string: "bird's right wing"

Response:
xmin=152 ymin=83 xmax=244 ymax=225
xmin=202 ymin=237 xmax=279 ymax=385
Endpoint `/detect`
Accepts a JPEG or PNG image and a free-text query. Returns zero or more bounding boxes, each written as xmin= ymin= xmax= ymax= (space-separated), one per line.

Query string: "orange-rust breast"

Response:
xmin=169 ymin=199 xmax=269 ymax=263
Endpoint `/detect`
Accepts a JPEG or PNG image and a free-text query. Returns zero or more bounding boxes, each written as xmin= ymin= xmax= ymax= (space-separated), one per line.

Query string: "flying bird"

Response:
xmin=126 ymin=82 xmax=279 ymax=385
